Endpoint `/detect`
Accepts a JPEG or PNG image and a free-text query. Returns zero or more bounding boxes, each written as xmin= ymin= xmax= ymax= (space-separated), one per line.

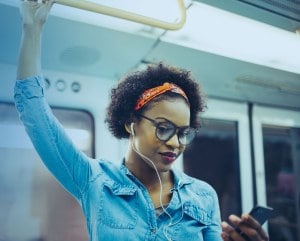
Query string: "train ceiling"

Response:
xmin=0 ymin=0 xmax=299 ymax=109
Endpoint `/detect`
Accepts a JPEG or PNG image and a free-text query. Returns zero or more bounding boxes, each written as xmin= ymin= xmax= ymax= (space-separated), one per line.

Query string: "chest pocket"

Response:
xmin=167 ymin=203 xmax=213 ymax=241
xmin=98 ymin=181 xmax=138 ymax=229
xmin=183 ymin=202 xmax=212 ymax=225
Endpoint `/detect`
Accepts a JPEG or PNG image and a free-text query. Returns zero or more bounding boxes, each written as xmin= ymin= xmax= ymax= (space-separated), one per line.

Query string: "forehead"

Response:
xmin=143 ymin=98 xmax=190 ymax=126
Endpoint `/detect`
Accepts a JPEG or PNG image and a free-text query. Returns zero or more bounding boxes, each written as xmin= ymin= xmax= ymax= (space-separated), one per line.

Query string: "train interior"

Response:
xmin=0 ymin=0 xmax=299 ymax=240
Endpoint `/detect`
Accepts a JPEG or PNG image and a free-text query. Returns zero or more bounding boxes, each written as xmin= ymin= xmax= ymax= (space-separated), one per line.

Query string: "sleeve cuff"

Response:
xmin=15 ymin=76 xmax=45 ymax=99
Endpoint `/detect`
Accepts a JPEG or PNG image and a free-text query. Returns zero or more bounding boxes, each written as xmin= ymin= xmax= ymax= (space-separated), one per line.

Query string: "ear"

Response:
xmin=125 ymin=122 xmax=135 ymax=136
xmin=125 ymin=122 xmax=131 ymax=134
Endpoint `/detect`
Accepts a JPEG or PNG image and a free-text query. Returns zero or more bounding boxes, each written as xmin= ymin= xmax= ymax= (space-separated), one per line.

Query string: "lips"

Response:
xmin=160 ymin=152 xmax=178 ymax=163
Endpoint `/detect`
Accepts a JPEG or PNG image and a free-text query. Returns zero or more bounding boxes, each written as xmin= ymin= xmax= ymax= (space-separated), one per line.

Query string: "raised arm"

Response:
xmin=17 ymin=0 xmax=54 ymax=80
xmin=15 ymin=0 xmax=92 ymax=200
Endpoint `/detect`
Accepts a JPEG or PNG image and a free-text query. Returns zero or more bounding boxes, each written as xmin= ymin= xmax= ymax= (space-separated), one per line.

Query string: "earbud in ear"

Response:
xmin=130 ymin=123 xmax=135 ymax=136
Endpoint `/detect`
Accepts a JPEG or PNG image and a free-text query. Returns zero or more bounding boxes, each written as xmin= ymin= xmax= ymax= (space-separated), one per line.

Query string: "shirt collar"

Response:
xmin=119 ymin=158 xmax=194 ymax=190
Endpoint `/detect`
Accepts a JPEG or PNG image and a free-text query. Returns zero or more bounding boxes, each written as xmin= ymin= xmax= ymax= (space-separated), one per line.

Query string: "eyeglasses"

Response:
xmin=138 ymin=114 xmax=197 ymax=145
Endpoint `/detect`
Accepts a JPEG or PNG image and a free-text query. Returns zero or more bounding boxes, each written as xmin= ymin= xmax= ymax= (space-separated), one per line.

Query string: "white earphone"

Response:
xmin=130 ymin=122 xmax=135 ymax=136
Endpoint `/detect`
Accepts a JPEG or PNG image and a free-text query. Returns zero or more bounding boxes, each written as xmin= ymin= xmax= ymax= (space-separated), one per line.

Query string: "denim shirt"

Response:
xmin=14 ymin=76 xmax=222 ymax=241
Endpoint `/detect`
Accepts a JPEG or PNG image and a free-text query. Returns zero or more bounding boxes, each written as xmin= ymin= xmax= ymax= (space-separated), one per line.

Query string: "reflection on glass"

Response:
xmin=183 ymin=118 xmax=241 ymax=220
xmin=262 ymin=125 xmax=300 ymax=241
xmin=0 ymin=103 xmax=93 ymax=241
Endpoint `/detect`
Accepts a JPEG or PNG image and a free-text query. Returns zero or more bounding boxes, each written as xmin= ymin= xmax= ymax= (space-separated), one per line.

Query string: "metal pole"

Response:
xmin=55 ymin=0 xmax=187 ymax=30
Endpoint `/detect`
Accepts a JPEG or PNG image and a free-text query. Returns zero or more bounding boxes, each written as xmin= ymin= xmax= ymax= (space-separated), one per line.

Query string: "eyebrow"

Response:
xmin=154 ymin=117 xmax=190 ymax=129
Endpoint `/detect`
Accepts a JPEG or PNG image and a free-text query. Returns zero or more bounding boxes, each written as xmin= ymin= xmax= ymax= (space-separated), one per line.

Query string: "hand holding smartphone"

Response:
xmin=235 ymin=205 xmax=273 ymax=241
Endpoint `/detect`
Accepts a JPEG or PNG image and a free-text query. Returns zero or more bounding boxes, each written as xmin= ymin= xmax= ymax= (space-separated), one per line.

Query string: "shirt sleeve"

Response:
xmin=203 ymin=187 xmax=222 ymax=241
xmin=14 ymin=76 xmax=92 ymax=201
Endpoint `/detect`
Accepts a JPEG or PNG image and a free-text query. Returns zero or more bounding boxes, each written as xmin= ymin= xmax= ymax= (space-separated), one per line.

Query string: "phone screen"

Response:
xmin=249 ymin=205 xmax=273 ymax=225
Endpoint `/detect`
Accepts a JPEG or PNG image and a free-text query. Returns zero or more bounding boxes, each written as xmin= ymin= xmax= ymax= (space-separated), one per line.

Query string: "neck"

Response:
xmin=125 ymin=148 xmax=172 ymax=189
xmin=125 ymin=145 xmax=174 ymax=208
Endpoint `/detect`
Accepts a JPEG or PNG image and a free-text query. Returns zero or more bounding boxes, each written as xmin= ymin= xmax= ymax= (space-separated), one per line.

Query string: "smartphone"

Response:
xmin=248 ymin=205 xmax=273 ymax=225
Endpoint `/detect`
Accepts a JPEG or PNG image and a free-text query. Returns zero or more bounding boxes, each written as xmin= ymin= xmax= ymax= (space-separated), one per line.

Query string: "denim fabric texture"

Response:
xmin=14 ymin=76 xmax=222 ymax=241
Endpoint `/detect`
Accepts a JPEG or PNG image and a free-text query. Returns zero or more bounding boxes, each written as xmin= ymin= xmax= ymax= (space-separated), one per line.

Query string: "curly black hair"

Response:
xmin=105 ymin=62 xmax=206 ymax=139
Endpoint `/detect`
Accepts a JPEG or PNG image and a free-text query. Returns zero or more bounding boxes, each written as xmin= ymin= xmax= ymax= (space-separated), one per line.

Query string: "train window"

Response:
xmin=183 ymin=118 xmax=241 ymax=220
xmin=0 ymin=103 xmax=93 ymax=241
xmin=262 ymin=125 xmax=299 ymax=241
xmin=253 ymin=106 xmax=300 ymax=240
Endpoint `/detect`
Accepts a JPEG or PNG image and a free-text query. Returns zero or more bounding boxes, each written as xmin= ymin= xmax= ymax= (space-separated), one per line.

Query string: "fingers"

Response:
xmin=241 ymin=214 xmax=269 ymax=241
xmin=230 ymin=215 xmax=259 ymax=241
xmin=221 ymin=221 xmax=234 ymax=240
xmin=20 ymin=0 xmax=55 ymax=25
xmin=235 ymin=227 xmax=252 ymax=241
xmin=21 ymin=0 xmax=48 ymax=2
xmin=21 ymin=0 xmax=41 ymax=2
xmin=21 ymin=0 xmax=55 ymax=5
xmin=221 ymin=221 xmax=244 ymax=241
xmin=21 ymin=0 xmax=55 ymax=12
xmin=222 ymin=214 xmax=269 ymax=241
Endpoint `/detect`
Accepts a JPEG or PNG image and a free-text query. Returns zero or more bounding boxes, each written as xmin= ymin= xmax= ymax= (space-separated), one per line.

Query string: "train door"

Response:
xmin=182 ymin=99 xmax=253 ymax=221
xmin=253 ymin=106 xmax=300 ymax=241
xmin=0 ymin=103 xmax=92 ymax=241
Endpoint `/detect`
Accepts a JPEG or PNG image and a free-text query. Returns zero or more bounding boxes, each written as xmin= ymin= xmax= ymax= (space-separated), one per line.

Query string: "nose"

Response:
xmin=165 ymin=133 xmax=181 ymax=148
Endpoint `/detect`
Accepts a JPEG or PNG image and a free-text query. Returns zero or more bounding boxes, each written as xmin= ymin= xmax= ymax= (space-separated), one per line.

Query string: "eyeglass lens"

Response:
xmin=155 ymin=122 xmax=196 ymax=145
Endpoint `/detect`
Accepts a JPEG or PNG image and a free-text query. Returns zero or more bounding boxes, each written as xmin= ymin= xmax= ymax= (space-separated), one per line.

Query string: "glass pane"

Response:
xmin=183 ymin=118 xmax=241 ymax=220
xmin=262 ymin=125 xmax=300 ymax=241
xmin=0 ymin=103 xmax=93 ymax=241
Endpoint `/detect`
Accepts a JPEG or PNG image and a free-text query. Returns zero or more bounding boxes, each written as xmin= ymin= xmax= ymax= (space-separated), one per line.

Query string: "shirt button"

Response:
xmin=150 ymin=228 xmax=157 ymax=233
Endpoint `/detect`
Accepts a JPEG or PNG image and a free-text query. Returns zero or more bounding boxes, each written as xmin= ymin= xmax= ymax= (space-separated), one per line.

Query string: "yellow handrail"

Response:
xmin=55 ymin=0 xmax=187 ymax=30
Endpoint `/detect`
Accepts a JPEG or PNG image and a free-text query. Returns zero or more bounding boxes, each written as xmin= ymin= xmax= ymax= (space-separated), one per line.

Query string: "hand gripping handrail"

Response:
xmin=55 ymin=0 xmax=187 ymax=30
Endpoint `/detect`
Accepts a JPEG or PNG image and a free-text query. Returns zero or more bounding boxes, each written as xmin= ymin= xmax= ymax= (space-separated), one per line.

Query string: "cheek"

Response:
xmin=176 ymin=146 xmax=185 ymax=157
xmin=137 ymin=132 xmax=162 ymax=156
xmin=180 ymin=146 xmax=186 ymax=153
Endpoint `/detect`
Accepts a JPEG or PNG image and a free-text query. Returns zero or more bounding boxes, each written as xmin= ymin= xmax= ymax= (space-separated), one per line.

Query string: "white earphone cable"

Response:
xmin=131 ymin=137 xmax=184 ymax=241
xmin=131 ymin=141 xmax=172 ymax=221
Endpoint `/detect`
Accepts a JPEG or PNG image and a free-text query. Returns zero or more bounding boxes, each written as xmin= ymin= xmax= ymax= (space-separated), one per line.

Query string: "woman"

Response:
xmin=15 ymin=1 xmax=269 ymax=240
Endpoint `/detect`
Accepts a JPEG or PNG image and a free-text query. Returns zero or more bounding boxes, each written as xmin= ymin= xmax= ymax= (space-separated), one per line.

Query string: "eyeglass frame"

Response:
xmin=137 ymin=114 xmax=198 ymax=145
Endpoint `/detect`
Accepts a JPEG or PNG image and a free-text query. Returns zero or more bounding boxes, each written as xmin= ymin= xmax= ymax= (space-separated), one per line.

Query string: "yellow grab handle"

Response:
xmin=55 ymin=0 xmax=187 ymax=30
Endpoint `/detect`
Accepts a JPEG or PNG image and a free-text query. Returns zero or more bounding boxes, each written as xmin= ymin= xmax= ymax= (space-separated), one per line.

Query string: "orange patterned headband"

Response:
xmin=134 ymin=82 xmax=189 ymax=111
